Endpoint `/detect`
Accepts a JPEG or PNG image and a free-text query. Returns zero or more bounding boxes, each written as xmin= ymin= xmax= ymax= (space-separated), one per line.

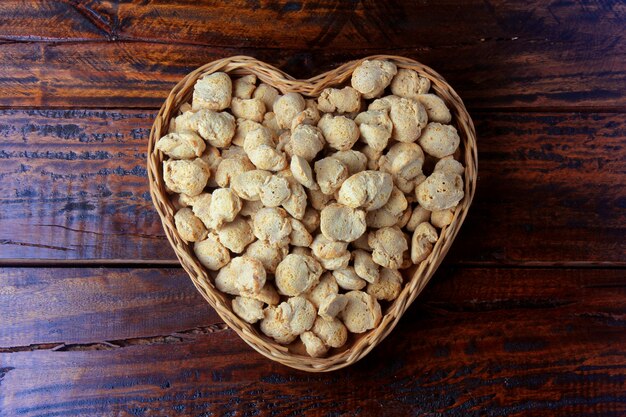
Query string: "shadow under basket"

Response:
xmin=147 ymin=55 xmax=478 ymax=372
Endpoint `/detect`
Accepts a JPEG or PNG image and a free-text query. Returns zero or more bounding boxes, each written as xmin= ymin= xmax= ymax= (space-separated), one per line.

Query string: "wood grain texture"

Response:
xmin=0 ymin=267 xmax=217 ymax=349
xmin=1 ymin=266 xmax=624 ymax=416
xmin=1 ymin=1 xmax=624 ymax=415
xmin=1 ymin=110 xmax=624 ymax=264
xmin=1 ymin=38 xmax=624 ymax=109
xmin=450 ymin=112 xmax=626 ymax=266
xmin=0 ymin=109 xmax=173 ymax=261
xmin=0 ymin=1 xmax=103 ymax=41
xmin=2 ymin=1 xmax=623 ymax=49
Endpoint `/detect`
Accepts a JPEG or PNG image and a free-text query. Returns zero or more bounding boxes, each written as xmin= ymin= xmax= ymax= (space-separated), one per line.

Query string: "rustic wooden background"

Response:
xmin=1 ymin=1 xmax=625 ymax=416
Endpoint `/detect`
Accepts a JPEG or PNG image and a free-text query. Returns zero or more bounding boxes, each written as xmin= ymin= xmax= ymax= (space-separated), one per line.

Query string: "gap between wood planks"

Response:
xmin=0 ymin=324 xmax=230 ymax=354
xmin=1 ymin=105 xmax=625 ymax=113
xmin=0 ymin=259 xmax=624 ymax=269
xmin=0 ymin=35 xmax=574 ymax=49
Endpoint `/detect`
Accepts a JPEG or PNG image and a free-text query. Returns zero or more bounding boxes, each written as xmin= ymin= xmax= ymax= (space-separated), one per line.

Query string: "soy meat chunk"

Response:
xmin=360 ymin=144 xmax=383 ymax=170
xmin=406 ymin=206 xmax=431 ymax=232
xmin=378 ymin=142 xmax=425 ymax=194
xmin=171 ymin=110 xmax=197 ymax=134
xmin=330 ymin=150 xmax=367 ymax=176
xmin=390 ymin=68 xmax=431 ymax=99
xmin=231 ymin=97 xmax=265 ymax=123
xmin=351 ymin=59 xmax=397 ymax=99
xmin=279 ymin=171 xmax=308 ymax=220
xmin=369 ymin=96 xmax=427 ymax=143
xmin=243 ymin=284 xmax=280 ymax=306
xmin=333 ymin=267 xmax=367 ymax=291
xmin=353 ymin=249 xmax=380 ymax=284
xmin=317 ymin=86 xmax=361 ymax=114
xmin=232 ymin=297 xmax=265 ymax=324
xmin=156 ymin=132 xmax=206 ymax=159
xmin=320 ymin=203 xmax=367 ymax=243
xmin=415 ymin=171 xmax=464 ymax=211
xmin=418 ymin=122 xmax=460 ymax=158
xmin=193 ymin=109 xmax=236 ymax=148
xmin=232 ymin=74 xmax=257 ymax=99
xmin=396 ymin=206 xmax=412 ymax=229
xmin=192 ymin=72 xmax=232 ymax=111
xmin=187 ymin=193 xmax=212 ymax=228
xmin=288 ymin=124 xmax=325 ymax=161
xmin=354 ymin=109 xmax=393 ymax=152
xmin=308 ymin=188 xmax=334 ymax=211
xmin=318 ymin=252 xmax=351 ymax=271
xmin=259 ymin=175 xmax=292 ymax=207
xmin=163 ymin=158 xmax=210 ymax=197
xmin=311 ymin=234 xmax=349 ymax=260
xmin=300 ymin=207 xmax=320 ymax=233
xmin=300 ymin=331 xmax=329 ymax=358
xmin=311 ymin=317 xmax=348 ymax=348
xmin=232 ymin=119 xmax=263 ymax=147
xmin=244 ymin=240 xmax=288 ymax=274
xmin=411 ymin=222 xmax=438 ymax=264
xmin=208 ymin=188 xmax=242 ymax=228
xmin=319 ymin=293 xmax=348 ymax=320
xmin=290 ymin=155 xmax=318 ymax=190
xmin=365 ymin=187 xmax=408 ymax=228
xmin=232 ymin=256 xmax=267 ymax=294
xmin=274 ymin=92 xmax=306 ymax=129
xmin=231 ymin=169 xmax=272 ymax=201
xmin=243 ymin=127 xmax=287 ymax=171
xmin=194 ymin=233 xmax=230 ymax=271
xmin=367 ymin=267 xmax=403 ymax=301
xmin=306 ymin=272 xmax=338 ymax=309
xmin=215 ymin=256 xmax=266 ymax=295
xmin=285 ymin=296 xmax=317 ymax=335
xmin=289 ymin=218 xmax=313 ymax=247
xmin=253 ymin=83 xmax=280 ymax=109
xmin=275 ymin=254 xmax=323 ymax=296
xmin=220 ymin=145 xmax=248 ymax=160
xmin=337 ymin=170 xmax=393 ymax=211
xmin=260 ymin=303 xmax=297 ymax=344
xmin=431 ymin=208 xmax=455 ymax=228
xmin=174 ymin=208 xmax=208 ymax=242
xmin=434 ymin=156 xmax=465 ymax=176
xmin=216 ymin=217 xmax=255 ymax=253
xmin=215 ymin=156 xmax=255 ymax=188
xmin=340 ymin=291 xmax=382 ymax=333
xmin=262 ymin=111 xmax=281 ymax=132
xmin=239 ymin=199 xmax=265 ymax=218
xmin=368 ymin=226 xmax=408 ymax=269
xmin=291 ymin=99 xmax=321 ymax=129
xmin=317 ymin=114 xmax=360 ymax=151
xmin=314 ymin=157 xmax=349 ymax=195
xmin=416 ymin=93 xmax=452 ymax=124
xmin=252 ymin=207 xmax=292 ymax=246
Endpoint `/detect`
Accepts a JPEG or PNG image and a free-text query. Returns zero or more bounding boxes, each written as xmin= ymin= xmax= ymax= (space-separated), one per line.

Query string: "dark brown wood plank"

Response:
xmin=449 ymin=112 xmax=626 ymax=265
xmin=1 ymin=267 xmax=624 ymax=416
xmin=1 ymin=110 xmax=624 ymax=264
xmin=0 ymin=39 xmax=624 ymax=109
xmin=1 ymin=1 xmax=623 ymax=50
xmin=0 ymin=267 xmax=216 ymax=349
xmin=0 ymin=1 xmax=103 ymax=41
xmin=0 ymin=109 xmax=173 ymax=261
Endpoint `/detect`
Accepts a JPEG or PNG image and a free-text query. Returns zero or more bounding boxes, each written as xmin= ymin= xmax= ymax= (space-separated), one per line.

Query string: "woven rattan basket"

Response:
xmin=147 ymin=55 xmax=477 ymax=372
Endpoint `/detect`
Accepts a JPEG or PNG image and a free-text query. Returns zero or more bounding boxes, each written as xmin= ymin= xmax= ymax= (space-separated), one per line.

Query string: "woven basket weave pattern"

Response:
xmin=147 ymin=55 xmax=477 ymax=372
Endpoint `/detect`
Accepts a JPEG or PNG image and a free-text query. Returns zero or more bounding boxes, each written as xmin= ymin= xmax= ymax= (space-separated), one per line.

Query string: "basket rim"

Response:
xmin=147 ymin=55 xmax=478 ymax=372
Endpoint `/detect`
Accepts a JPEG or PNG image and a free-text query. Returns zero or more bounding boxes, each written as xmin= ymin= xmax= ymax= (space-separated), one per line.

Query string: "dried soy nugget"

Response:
xmin=162 ymin=60 xmax=467 ymax=357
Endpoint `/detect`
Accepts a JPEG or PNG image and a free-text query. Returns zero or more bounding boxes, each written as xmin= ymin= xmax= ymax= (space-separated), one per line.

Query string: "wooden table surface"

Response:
xmin=1 ymin=1 xmax=625 ymax=416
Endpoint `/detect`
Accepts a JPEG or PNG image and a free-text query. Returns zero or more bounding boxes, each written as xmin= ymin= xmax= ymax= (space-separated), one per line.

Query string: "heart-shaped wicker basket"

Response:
xmin=147 ymin=55 xmax=477 ymax=372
